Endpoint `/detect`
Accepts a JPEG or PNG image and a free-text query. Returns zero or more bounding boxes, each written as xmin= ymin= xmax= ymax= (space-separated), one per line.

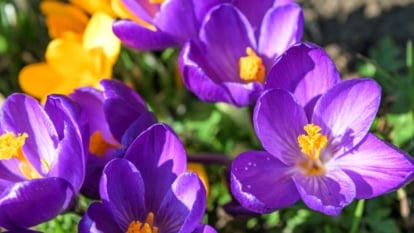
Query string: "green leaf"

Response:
xmin=386 ymin=111 xmax=414 ymax=147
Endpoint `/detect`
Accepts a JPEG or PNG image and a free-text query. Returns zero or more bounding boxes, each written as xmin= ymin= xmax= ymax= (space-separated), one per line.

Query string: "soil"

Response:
xmin=298 ymin=0 xmax=414 ymax=75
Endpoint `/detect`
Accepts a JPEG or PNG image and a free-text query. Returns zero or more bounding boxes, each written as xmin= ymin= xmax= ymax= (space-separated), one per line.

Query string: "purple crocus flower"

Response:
xmin=265 ymin=42 xmax=341 ymax=110
xmin=230 ymin=79 xmax=414 ymax=216
xmin=179 ymin=2 xmax=303 ymax=107
xmin=70 ymin=79 xmax=157 ymax=198
xmin=0 ymin=93 xmax=86 ymax=229
xmin=79 ymin=123 xmax=216 ymax=233
xmin=112 ymin=0 xmax=226 ymax=50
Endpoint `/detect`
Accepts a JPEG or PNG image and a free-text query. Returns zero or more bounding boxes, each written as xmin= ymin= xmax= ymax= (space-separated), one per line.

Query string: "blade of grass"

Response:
xmin=350 ymin=199 xmax=365 ymax=233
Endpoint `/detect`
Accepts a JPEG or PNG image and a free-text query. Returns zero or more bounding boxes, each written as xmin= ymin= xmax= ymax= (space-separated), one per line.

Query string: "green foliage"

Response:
xmin=358 ymin=38 xmax=414 ymax=151
xmin=0 ymin=0 xmax=48 ymax=96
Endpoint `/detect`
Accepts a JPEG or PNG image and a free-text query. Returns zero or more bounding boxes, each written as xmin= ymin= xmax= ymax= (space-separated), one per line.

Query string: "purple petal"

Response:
xmin=153 ymin=0 xmax=197 ymax=44
xmin=0 ymin=178 xmax=74 ymax=230
xmin=199 ymin=4 xmax=256 ymax=82
xmin=292 ymin=168 xmax=356 ymax=216
xmin=258 ymin=3 xmax=304 ymax=60
xmin=192 ymin=224 xmax=217 ymax=233
xmin=116 ymin=111 xmax=158 ymax=157
xmin=233 ymin=0 xmax=275 ymax=31
xmin=179 ymin=42 xmax=236 ymax=105
xmin=112 ymin=20 xmax=179 ymax=51
xmin=231 ymin=151 xmax=299 ymax=213
xmin=253 ymin=89 xmax=308 ymax=164
xmin=221 ymin=82 xmax=263 ymax=107
xmin=78 ymin=202 xmax=121 ymax=233
xmin=180 ymin=41 xmax=264 ymax=106
xmin=0 ymin=94 xmax=57 ymax=175
xmin=124 ymin=123 xmax=187 ymax=211
xmin=121 ymin=0 xmax=159 ymax=22
xmin=44 ymin=94 xmax=85 ymax=142
xmin=101 ymin=79 xmax=148 ymax=141
xmin=99 ymin=159 xmax=146 ymax=230
xmin=69 ymin=87 xmax=110 ymax=139
xmin=48 ymin=123 xmax=85 ymax=192
xmin=192 ymin=0 xmax=228 ymax=23
xmin=101 ymin=79 xmax=146 ymax=107
xmin=265 ymin=43 xmax=340 ymax=107
xmin=273 ymin=0 xmax=295 ymax=6
xmin=335 ymin=133 xmax=414 ymax=199
xmin=157 ymin=173 xmax=206 ymax=233
xmin=312 ymin=79 xmax=381 ymax=155
xmin=0 ymin=163 xmax=24 ymax=192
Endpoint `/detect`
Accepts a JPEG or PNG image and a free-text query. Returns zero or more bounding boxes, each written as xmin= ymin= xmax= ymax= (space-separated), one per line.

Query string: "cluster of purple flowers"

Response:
xmin=0 ymin=79 xmax=214 ymax=232
xmin=1 ymin=0 xmax=414 ymax=232
xmin=113 ymin=0 xmax=414 ymax=216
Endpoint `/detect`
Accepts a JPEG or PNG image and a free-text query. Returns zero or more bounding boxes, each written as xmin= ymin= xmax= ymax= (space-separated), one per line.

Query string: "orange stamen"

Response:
xmin=126 ymin=212 xmax=158 ymax=233
xmin=239 ymin=47 xmax=266 ymax=83
xmin=0 ymin=132 xmax=46 ymax=179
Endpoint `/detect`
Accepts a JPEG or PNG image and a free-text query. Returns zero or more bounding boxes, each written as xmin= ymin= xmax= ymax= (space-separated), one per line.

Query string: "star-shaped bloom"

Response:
xmin=231 ymin=78 xmax=414 ymax=215
xmin=79 ymin=123 xmax=216 ymax=233
xmin=179 ymin=2 xmax=303 ymax=106
xmin=0 ymin=94 xmax=86 ymax=229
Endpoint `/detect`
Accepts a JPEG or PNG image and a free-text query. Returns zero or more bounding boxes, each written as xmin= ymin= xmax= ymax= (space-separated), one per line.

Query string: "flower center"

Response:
xmin=297 ymin=124 xmax=328 ymax=176
xmin=89 ymin=131 xmax=121 ymax=157
xmin=126 ymin=212 xmax=158 ymax=233
xmin=0 ymin=132 xmax=47 ymax=179
xmin=239 ymin=47 xmax=266 ymax=83
xmin=149 ymin=0 xmax=164 ymax=4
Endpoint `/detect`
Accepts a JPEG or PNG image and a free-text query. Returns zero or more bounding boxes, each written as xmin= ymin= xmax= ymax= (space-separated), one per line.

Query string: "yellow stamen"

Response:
xmin=239 ymin=47 xmax=266 ymax=83
xmin=149 ymin=0 xmax=164 ymax=4
xmin=0 ymin=132 xmax=45 ymax=179
xmin=89 ymin=131 xmax=121 ymax=157
xmin=126 ymin=212 xmax=158 ymax=233
xmin=297 ymin=124 xmax=328 ymax=161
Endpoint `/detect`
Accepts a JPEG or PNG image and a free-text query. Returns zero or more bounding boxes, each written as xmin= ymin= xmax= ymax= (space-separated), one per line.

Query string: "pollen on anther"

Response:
xmin=126 ymin=212 xmax=158 ymax=233
xmin=0 ymin=132 xmax=44 ymax=179
xmin=239 ymin=47 xmax=266 ymax=83
xmin=0 ymin=132 xmax=28 ymax=160
xmin=297 ymin=124 xmax=328 ymax=161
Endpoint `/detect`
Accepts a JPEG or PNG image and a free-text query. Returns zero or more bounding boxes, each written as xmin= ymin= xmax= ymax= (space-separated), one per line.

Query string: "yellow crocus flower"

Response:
xmin=19 ymin=12 xmax=121 ymax=101
xmin=70 ymin=0 xmax=116 ymax=18
xmin=40 ymin=0 xmax=89 ymax=41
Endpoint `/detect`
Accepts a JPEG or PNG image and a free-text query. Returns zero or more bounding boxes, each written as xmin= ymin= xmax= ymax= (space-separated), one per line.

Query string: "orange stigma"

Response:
xmin=0 ymin=132 xmax=47 ymax=179
xmin=298 ymin=124 xmax=328 ymax=161
xmin=149 ymin=0 xmax=164 ymax=4
xmin=297 ymin=124 xmax=328 ymax=176
xmin=239 ymin=47 xmax=266 ymax=83
xmin=126 ymin=212 xmax=158 ymax=233
xmin=89 ymin=131 xmax=121 ymax=157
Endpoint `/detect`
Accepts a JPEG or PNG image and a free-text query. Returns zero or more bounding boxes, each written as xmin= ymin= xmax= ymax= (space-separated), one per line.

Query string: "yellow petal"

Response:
xmin=18 ymin=63 xmax=63 ymax=100
xmin=40 ymin=0 xmax=88 ymax=39
xmin=70 ymin=0 xmax=115 ymax=17
xmin=45 ymin=39 xmax=93 ymax=75
xmin=83 ymin=12 xmax=121 ymax=65
xmin=46 ymin=39 xmax=112 ymax=78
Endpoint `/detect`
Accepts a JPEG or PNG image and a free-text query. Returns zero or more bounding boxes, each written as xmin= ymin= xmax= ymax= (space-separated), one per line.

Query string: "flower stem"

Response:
xmin=350 ymin=199 xmax=365 ymax=233
xmin=188 ymin=153 xmax=233 ymax=165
